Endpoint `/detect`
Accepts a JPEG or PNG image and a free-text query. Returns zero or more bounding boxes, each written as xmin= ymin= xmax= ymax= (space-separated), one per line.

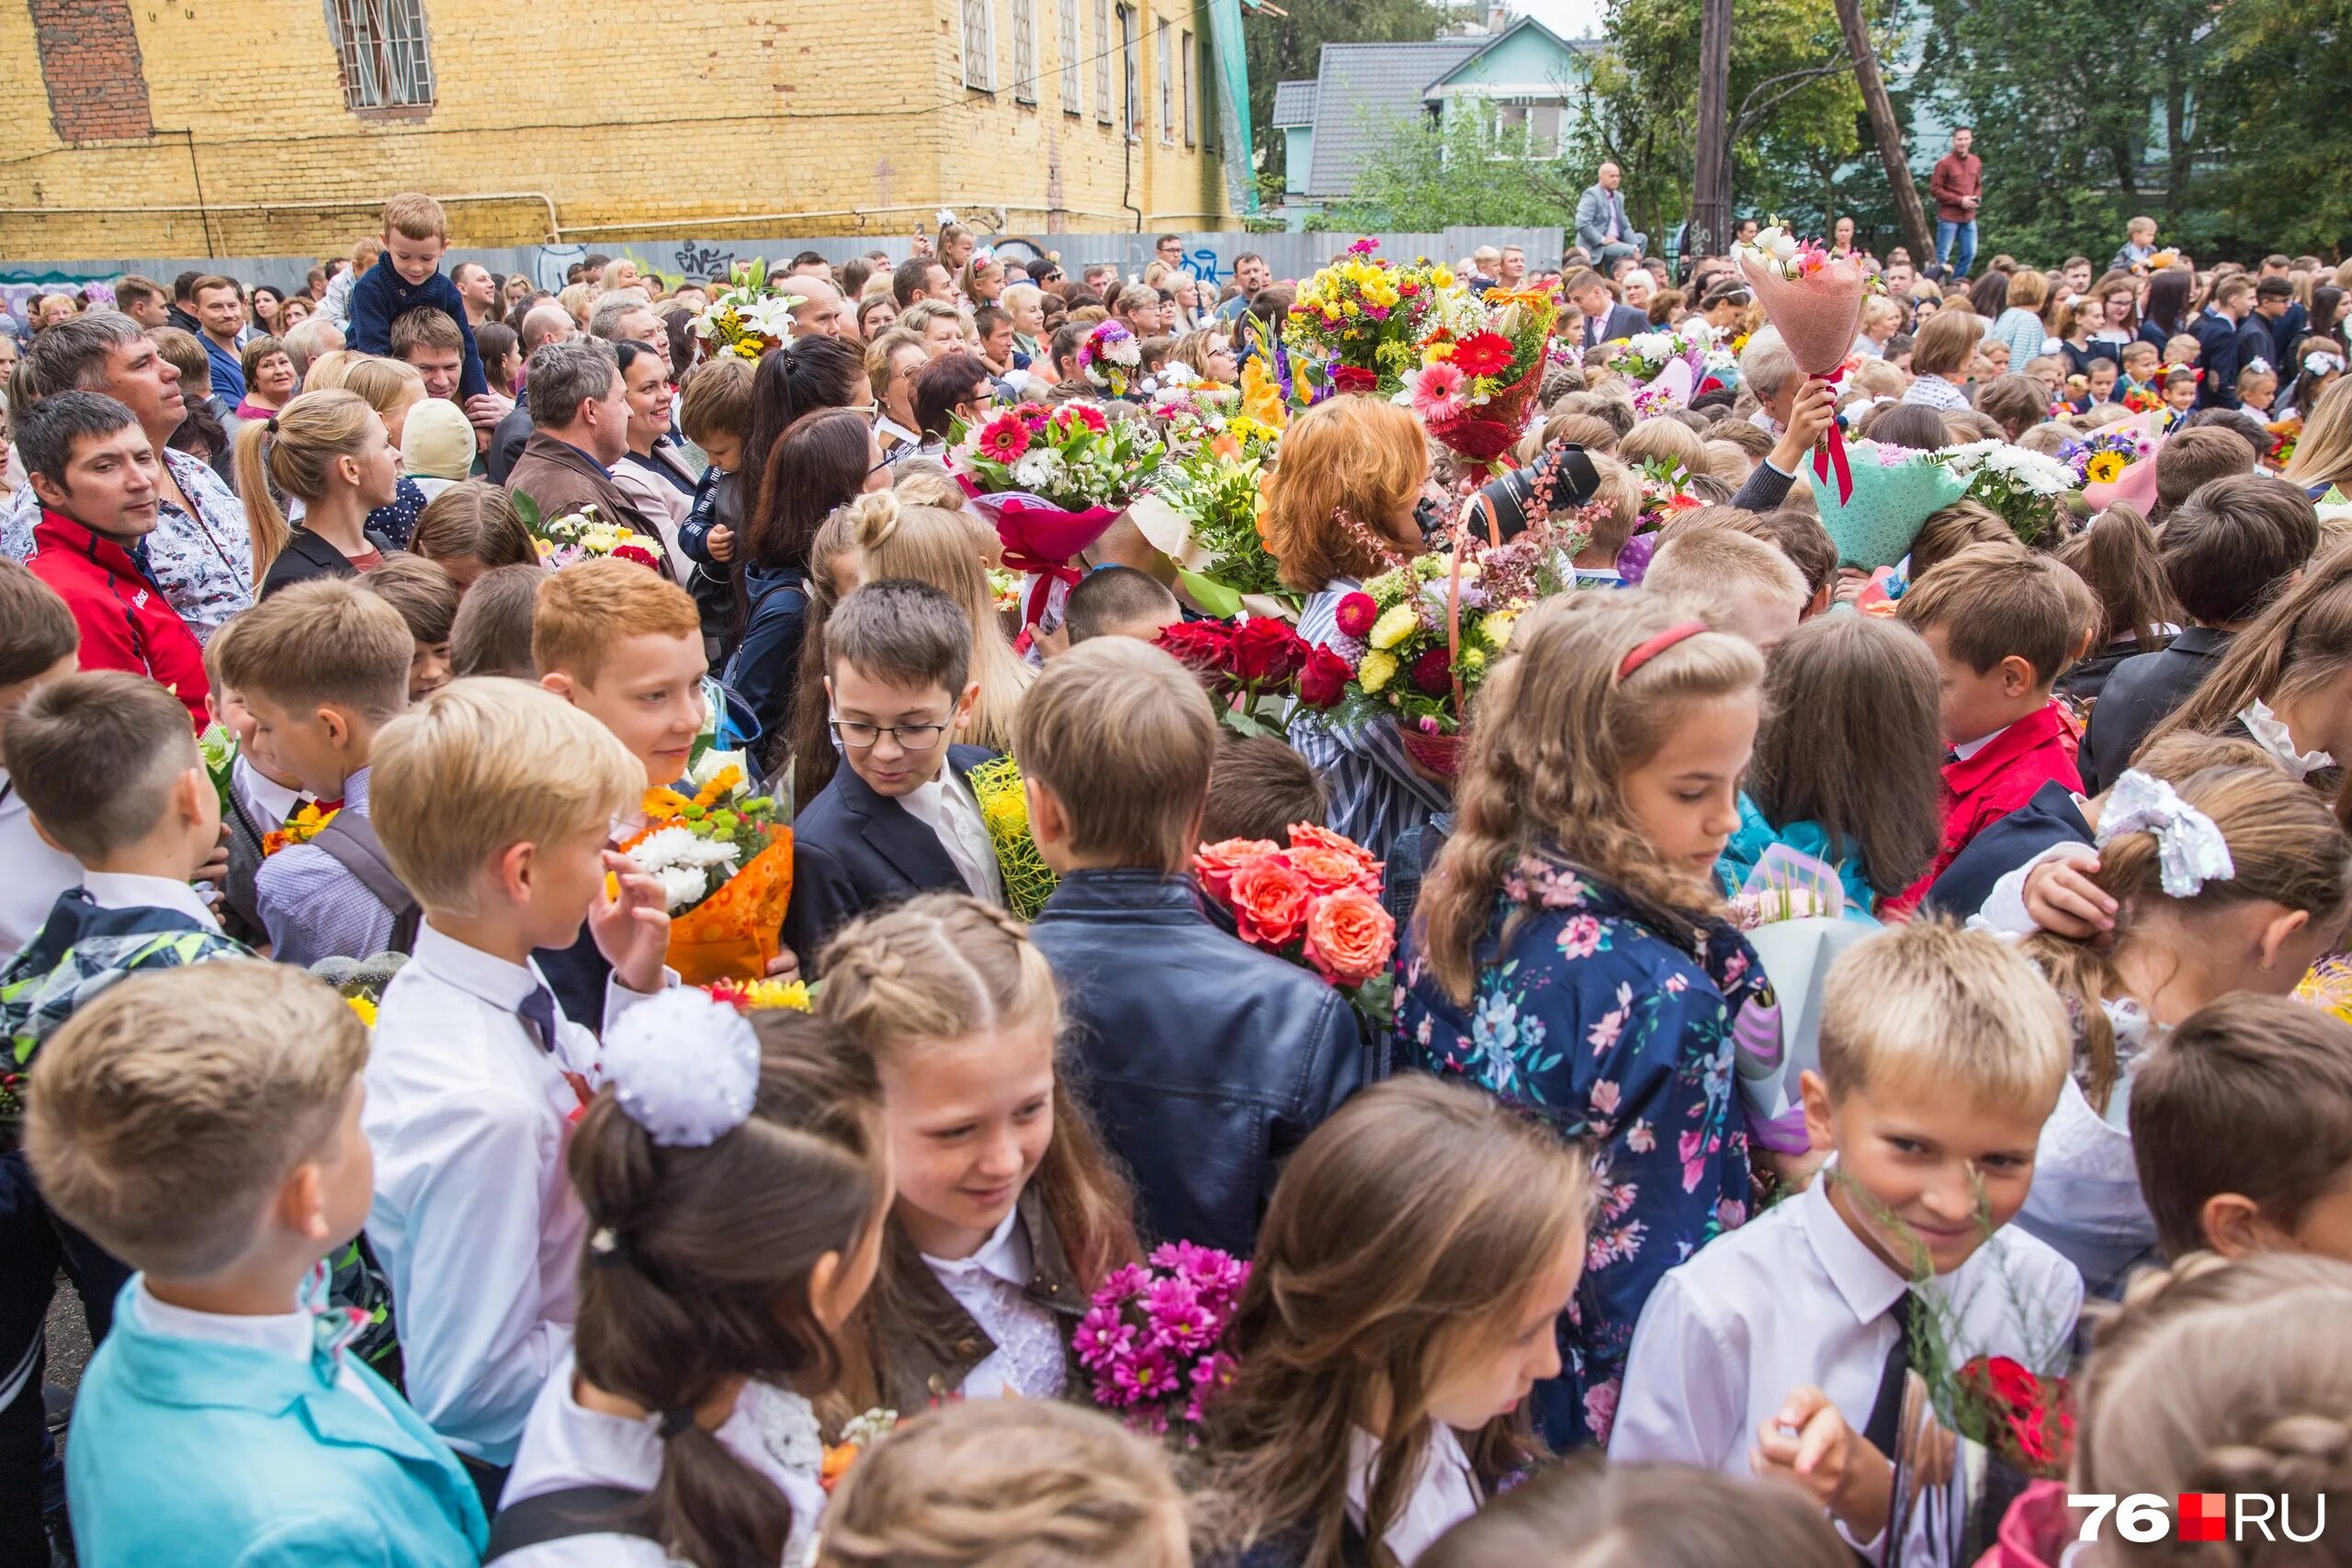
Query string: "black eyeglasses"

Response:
xmin=831 ymin=717 xmax=946 ymax=750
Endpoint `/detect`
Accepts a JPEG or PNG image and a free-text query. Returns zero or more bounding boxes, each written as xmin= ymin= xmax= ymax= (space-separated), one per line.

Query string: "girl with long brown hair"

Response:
xmin=1402 ymin=592 xmax=1773 ymax=1455
xmin=2053 ymin=504 xmax=2179 ymax=704
xmin=2017 ymin=763 xmax=2352 ymax=1289
xmin=1202 ymin=1077 xmax=1589 ymax=1568
xmin=816 ymin=894 xmax=1138 ymax=1415
xmin=497 ymin=997 xmax=892 ymax=1568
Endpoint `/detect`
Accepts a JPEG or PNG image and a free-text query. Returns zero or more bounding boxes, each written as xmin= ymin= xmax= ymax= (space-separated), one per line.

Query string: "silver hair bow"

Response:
xmin=598 ymin=987 xmax=759 ymax=1148
xmin=2096 ymin=770 xmax=2235 ymax=898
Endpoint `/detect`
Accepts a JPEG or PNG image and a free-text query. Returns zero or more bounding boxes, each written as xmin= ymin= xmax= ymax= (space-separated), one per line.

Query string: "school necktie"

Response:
xmin=517 ymin=983 xmax=594 ymax=1110
xmin=1862 ymin=1289 xmax=1920 ymax=1460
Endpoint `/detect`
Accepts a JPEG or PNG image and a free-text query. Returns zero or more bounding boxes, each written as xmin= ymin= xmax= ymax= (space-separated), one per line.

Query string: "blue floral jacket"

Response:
xmin=1399 ymin=853 xmax=1771 ymax=1452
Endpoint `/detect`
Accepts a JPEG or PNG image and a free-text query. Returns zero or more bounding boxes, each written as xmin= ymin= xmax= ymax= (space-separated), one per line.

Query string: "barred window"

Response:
xmin=962 ymin=0 xmax=998 ymax=92
xmin=1120 ymin=6 xmax=1139 ymax=135
xmin=323 ymin=0 xmax=435 ymax=113
xmin=1094 ymin=0 xmax=1112 ymax=123
xmin=1012 ymin=0 xmax=1036 ymax=103
xmin=1059 ymin=0 xmax=1080 ymax=112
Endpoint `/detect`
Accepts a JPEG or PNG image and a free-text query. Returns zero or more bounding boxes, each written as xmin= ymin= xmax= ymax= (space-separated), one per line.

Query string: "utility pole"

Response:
xmin=1833 ymin=0 xmax=1932 ymax=261
xmin=1689 ymin=0 xmax=1732 ymax=265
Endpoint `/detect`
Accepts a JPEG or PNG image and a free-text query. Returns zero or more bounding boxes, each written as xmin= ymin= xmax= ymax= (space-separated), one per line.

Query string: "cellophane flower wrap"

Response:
xmin=512 ymin=494 xmax=663 ymax=572
xmin=1734 ymin=225 xmax=1872 ymax=501
xmin=1407 ymin=287 xmax=1560 ymax=466
xmin=688 ymin=257 xmax=805 ymax=361
xmin=621 ymin=749 xmax=794 ymax=986
xmin=954 ymin=399 xmax=1164 ymax=631
xmin=1077 ymin=1241 xmax=1250 ymax=1442
xmin=1155 ymin=615 xmax=1343 ymax=742
xmin=2056 ymin=426 xmax=2154 ymax=489
xmin=964 ymin=755 xmax=1059 ymax=919
xmin=198 ymin=721 xmax=238 ymax=814
xmin=1283 ymin=239 xmax=1449 ymax=398
xmin=1149 ymin=381 xmax=1292 ymax=615
xmin=1193 ymin=823 xmax=1399 ymax=1029
xmin=706 ymin=975 xmax=815 ymax=1011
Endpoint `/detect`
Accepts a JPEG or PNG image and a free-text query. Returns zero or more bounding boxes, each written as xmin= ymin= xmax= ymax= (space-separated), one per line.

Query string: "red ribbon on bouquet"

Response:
xmin=1000 ymin=547 xmax=1086 ymax=628
xmin=1810 ymin=369 xmax=1854 ymax=503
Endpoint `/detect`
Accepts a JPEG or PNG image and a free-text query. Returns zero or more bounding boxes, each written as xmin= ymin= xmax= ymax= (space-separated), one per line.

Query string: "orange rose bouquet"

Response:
xmin=1193 ymin=824 xmax=1397 ymax=1028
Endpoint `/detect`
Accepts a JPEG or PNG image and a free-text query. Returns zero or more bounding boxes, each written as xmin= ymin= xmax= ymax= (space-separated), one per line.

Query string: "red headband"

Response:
xmin=1617 ymin=621 xmax=1709 ymax=682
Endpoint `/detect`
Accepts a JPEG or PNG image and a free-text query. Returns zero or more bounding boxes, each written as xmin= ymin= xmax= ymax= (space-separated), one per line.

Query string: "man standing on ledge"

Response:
xmin=1930 ymin=127 xmax=1983 ymax=280
xmin=1576 ymin=163 xmax=1645 ymax=277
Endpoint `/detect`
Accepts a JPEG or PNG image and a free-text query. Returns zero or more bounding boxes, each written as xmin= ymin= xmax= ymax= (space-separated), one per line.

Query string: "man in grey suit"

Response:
xmin=1575 ymin=163 xmax=1646 ymax=275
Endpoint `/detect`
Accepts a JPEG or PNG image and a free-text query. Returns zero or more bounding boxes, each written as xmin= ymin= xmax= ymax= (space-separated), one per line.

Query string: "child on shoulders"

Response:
xmin=25 ymin=962 xmax=486 ymax=1566
xmin=345 ymin=194 xmax=490 ymax=401
xmin=221 ymin=580 xmax=420 ymax=964
xmin=1611 ymin=920 xmax=2083 ymax=1560
xmin=363 ymin=679 xmax=675 ymax=1497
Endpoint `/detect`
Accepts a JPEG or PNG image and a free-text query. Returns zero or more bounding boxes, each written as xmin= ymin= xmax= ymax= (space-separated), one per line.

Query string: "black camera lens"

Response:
xmin=1412 ymin=494 xmax=1449 ymax=546
xmin=1467 ymin=443 xmax=1602 ymax=541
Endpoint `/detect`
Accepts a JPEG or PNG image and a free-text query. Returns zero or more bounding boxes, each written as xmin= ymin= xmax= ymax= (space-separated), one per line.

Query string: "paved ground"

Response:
xmin=45 ymin=1276 xmax=89 ymax=1392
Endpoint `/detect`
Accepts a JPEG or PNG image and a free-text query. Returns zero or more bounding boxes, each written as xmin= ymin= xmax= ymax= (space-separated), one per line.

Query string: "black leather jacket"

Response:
xmin=1028 ymin=870 xmax=1379 ymax=1258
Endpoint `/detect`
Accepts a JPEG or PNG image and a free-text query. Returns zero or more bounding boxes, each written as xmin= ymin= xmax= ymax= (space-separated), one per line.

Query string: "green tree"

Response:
xmin=2211 ymin=0 xmax=2352 ymax=255
xmin=1315 ymin=107 xmax=1608 ymax=231
xmin=1245 ymin=0 xmax=1451 ymax=186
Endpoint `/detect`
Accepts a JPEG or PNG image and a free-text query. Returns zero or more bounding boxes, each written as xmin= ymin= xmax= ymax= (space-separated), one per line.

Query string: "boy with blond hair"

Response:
xmin=1567 ymin=453 xmax=1640 ymax=587
xmin=0 ymin=558 xmax=82 ymax=964
xmin=1895 ymin=543 xmax=2087 ymax=891
xmin=27 ymin=964 xmax=486 ymax=1565
xmin=1643 ymin=524 xmax=1810 ymax=655
xmin=219 ymin=580 xmax=420 ymax=964
xmin=529 ymin=558 xmax=725 ymax=1022
xmin=1019 ymin=637 xmax=1367 ymax=1257
xmin=1611 ymin=920 xmax=2080 ymax=1555
xmin=364 ymin=678 xmax=673 ymax=1495
xmin=347 ymin=193 xmax=489 ymax=401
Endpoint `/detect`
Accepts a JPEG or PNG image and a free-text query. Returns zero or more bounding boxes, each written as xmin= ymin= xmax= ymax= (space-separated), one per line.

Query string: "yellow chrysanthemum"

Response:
xmin=1357 ymin=649 xmax=1399 ymax=694
xmin=346 ymin=996 xmax=378 ymax=1028
xmin=1480 ymin=611 xmax=1517 ymax=648
xmin=1460 ymin=647 xmax=1487 ymax=674
xmin=1431 ymin=265 xmax=1456 ymax=288
xmin=1368 ymin=604 xmax=1419 ymax=650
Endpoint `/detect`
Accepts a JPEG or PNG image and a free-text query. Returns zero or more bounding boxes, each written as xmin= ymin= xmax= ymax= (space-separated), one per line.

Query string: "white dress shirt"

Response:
xmin=130 ymin=1269 xmax=388 ymax=1419
xmin=233 ymin=752 xmax=305 ymax=829
xmin=81 ymin=869 xmax=222 ymax=931
xmin=901 ymin=767 xmax=1003 ymax=905
xmin=920 ymin=1205 xmax=1064 ymax=1400
xmin=364 ymin=922 xmax=670 ymax=1464
xmin=1611 ymin=1175 xmax=2081 ymax=1559
xmin=0 ymin=769 xmax=85 ymax=961
xmin=503 ymin=1352 xmax=825 ymax=1567
xmin=1345 ymin=1422 xmax=1481 ymax=1565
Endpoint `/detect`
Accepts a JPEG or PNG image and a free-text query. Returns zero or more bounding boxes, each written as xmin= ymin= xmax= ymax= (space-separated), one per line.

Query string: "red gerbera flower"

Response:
xmin=1052 ymin=402 xmax=1110 ymax=435
xmin=978 ymin=415 xmax=1031 ymax=463
xmin=1449 ymin=331 xmax=1515 ymax=379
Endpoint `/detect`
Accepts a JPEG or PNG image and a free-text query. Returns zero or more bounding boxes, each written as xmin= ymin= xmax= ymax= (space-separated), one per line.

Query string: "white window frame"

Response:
xmin=1120 ymin=5 xmax=1140 ymax=136
xmin=323 ymin=0 xmax=435 ymax=112
xmin=1181 ymin=28 xmax=1194 ymax=146
xmin=1094 ymin=0 xmax=1113 ymax=122
xmin=962 ymin=0 xmax=998 ymax=92
xmin=1157 ymin=18 xmax=1173 ymax=143
xmin=1059 ymin=0 xmax=1081 ymax=113
xmin=1012 ymin=0 xmax=1037 ymax=103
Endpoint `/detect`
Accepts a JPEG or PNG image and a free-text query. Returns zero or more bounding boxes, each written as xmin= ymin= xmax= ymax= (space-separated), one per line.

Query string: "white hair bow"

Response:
xmin=598 ymin=987 xmax=760 ymax=1147
xmin=936 ymin=209 xmax=960 ymax=229
xmin=2307 ymin=350 xmax=2347 ymax=378
xmin=2096 ymin=770 xmax=2235 ymax=898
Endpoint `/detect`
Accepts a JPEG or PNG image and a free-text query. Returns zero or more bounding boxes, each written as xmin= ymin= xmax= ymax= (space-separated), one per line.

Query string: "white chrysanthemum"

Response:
xmin=1625 ymin=332 xmax=1672 ymax=362
xmin=1012 ymin=450 xmax=1066 ymax=489
xmin=627 ymin=826 xmax=703 ymax=871
xmin=654 ymin=864 xmax=710 ymax=910
xmin=1106 ymin=336 xmax=1141 ymax=367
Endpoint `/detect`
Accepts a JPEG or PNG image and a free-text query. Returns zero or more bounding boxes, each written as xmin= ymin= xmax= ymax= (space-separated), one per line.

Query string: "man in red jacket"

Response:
xmin=18 ymin=391 xmax=209 ymax=728
xmin=1929 ymin=126 xmax=1983 ymax=281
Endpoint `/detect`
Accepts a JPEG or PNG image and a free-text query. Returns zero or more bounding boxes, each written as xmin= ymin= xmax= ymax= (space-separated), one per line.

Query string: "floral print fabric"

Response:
xmin=1399 ymin=852 xmax=1773 ymax=1451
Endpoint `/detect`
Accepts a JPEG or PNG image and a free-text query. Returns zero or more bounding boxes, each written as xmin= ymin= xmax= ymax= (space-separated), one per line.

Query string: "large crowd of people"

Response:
xmin=3 ymin=186 xmax=2352 ymax=1568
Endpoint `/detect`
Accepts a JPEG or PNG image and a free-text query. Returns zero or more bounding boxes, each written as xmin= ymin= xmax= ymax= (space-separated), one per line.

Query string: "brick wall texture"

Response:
xmin=0 ymin=0 xmax=1232 ymax=258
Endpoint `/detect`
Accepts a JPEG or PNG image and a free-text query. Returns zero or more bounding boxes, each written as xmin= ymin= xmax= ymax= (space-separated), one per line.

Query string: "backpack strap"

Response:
xmin=308 ymin=811 xmax=422 ymax=947
xmin=484 ymin=1485 xmax=656 ymax=1561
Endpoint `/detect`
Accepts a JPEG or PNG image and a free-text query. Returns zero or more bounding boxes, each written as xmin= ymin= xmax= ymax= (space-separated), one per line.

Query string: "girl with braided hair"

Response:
xmin=1401 ymin=592 xmax=1777 ymax=1454
xmin=815 ymin=893 xmax=1138 ymax=1414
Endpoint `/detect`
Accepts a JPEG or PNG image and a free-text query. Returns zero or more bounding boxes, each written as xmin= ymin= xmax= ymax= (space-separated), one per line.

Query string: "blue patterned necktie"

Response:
xmin=516 ymin=982 xmax=562 ymax=1055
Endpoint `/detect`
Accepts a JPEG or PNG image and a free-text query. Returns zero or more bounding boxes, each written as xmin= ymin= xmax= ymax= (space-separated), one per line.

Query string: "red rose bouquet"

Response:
xmin=953 ymin=399 xmax=1164 ymax=634
xmin=1155 ymin=616 xmax=1348 ymax=741
xmin=1955 ymin=1355 xmax=2074 ymax=1477
xmin=1193 ymin=824 xmax=1397 ymax=1027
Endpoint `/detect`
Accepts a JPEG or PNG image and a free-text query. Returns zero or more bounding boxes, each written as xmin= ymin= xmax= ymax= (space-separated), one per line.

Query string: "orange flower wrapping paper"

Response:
xmin=664 ymin=825 xmax=795 ymax=987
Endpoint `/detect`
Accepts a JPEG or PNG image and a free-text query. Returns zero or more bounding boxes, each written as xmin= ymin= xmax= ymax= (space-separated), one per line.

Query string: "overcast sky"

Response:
xmin=1513 ymin=0 xmax=1609 ymax=41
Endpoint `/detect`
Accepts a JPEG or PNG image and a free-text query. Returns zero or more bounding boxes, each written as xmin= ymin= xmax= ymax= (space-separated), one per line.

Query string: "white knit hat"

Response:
xmin=400 ymin=396 xmax=476 ymax=481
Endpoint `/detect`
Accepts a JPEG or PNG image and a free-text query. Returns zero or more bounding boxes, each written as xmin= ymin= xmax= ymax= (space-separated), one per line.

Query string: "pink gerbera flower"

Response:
xmin=977 ymin=414 xmax=1031 ymax=462
xmin=1410 ymin=360 xmax=1467 ymax=423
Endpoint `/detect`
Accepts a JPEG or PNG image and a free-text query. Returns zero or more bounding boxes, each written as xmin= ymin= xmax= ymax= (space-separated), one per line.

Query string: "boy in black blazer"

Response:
xmin=784 ymin=579 xmax=1004 ymax=959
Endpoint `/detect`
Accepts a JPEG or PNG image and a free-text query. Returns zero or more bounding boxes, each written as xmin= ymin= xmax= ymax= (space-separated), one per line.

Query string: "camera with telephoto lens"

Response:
xmin=1464 ymin=443 xmax=1603 ymax=542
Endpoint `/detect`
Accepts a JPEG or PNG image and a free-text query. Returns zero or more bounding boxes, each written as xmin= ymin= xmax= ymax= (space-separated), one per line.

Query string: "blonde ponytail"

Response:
xmin=235 ymin=389 xmax=379 ymax=583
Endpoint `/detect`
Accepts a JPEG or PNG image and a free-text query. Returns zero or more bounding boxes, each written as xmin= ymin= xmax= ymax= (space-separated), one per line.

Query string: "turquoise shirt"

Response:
xmin=66 ymin=1278 xmax=487 ymax=1567
xmin=1714 ymin=794 xmax=1883 ymax=924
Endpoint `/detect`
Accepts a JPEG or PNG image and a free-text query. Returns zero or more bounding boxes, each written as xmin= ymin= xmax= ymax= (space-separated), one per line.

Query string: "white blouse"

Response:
xmin=920 ymin=1205 xmax=1065 ymax=1400
xmin=1344 ymin=1421 xmax=1481 ymax=1564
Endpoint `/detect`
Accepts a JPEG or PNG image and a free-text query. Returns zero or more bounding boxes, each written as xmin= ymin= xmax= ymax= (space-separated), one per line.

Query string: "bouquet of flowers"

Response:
xmin=954 ymin=400 xmax=1165 ymax=634
xmin=1193 ymin=825 xmax=1398 ymax=1026
xmin=1077 ymin=320 xmax=1145 ymax=398
xmin=706 ymin=975 xmax=815 ymax=1011
xmin=689 ymin=256 xmax=804 ymax=361
xmin=1283 ymin=239 xmax=1451 ymax=398
xmin=965 ymin=755 xmax=1059 ymax=919
xmin=264 ymin=802 xmax=338 ymax=856
xmin=1611 ymin=457 xmax=1707 ymax=583
xmin=2132 ymin=247 xmax=2182 ymax=276
xmin=1613 ymin=325 xmax=1703 ymax=385
xmin=1734 ymin=223 xmax=1873 ymax=502
xmin=1926 ymin=441 xmax=2076 ymax=546
xmin=619 ymin=749 xmax=795 ymax=986
xmin=820 ymin=1406 xmax=903 ymax=1492
xmin=512 ymin=495 xmax=663 ymax=572
xmin=309 ymin=953 xmax=409 ymax=1027
xmin=1152 ymin=449 xmax=1294 ymax=616
xmin=198 ymin=721 xmax=238 ymax=814
xmin=2267 ymin=416 xmax=2301 ymax=472
xmin=2056 ymin=426 xmax=2154 ymax=489
xmin=2120 ymin=381 xmax=2166 ymax=415
xmin=1155 ymin=616 xmax=1347 ymax=741
xmin=1076 ymin=1241 xmax=1250 ymax=1442
xmin=1320 ymin=526 xmax=1575 ymax=776
xmin=1407 ymin=287 xmax=1561 ymax=465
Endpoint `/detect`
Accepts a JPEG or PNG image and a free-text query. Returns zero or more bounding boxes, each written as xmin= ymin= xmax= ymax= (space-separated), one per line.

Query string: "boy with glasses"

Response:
xmin=782 ymin=578 xmax=1004 ymax=957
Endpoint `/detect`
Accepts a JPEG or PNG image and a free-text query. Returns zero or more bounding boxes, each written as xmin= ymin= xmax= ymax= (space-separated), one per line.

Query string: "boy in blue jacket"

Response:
xmin=346 ymin=193 xmax=490 ymax=401
xmin=25 ymin=960 xmax=487 ymax=1567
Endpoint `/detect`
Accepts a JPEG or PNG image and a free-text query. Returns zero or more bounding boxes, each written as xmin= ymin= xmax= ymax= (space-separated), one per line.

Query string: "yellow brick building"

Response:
xmin=0 ymin=0 xmax=1237 ymax=258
